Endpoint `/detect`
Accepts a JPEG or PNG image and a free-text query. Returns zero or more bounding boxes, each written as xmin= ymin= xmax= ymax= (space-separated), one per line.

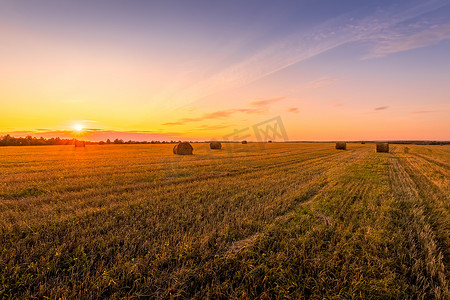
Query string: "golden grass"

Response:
xmin=0 ymin=143 xmax=448 ymax=298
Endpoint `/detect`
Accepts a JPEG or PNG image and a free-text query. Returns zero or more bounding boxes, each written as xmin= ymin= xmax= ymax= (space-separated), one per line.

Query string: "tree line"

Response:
xmin=0 ymin=135 xmax=187 ymax=146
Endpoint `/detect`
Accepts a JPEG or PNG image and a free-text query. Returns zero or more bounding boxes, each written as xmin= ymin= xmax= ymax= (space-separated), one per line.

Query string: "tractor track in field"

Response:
xmin=1 ymin=149 xmax=339 ymax=202
xmin=394 ymin=153 xmax=450 ymax=272
xmin=220 ymin=147 xmax=371 ymax=259
xmin=0 ymin=148 xmax=370 ymax=298
xmin=1 ymin=148 xmax=369 ymax=236
xmin=2 ymin=144 xmax=449 ymax=299
xmin=1 ymin=147 xmax=333 ymax=194
xmin=0 ymin=148 xmax=361 ymax=213
xmin=413 ymin=153 xmax=450 ymax=171
xmin=1 ymin=146 xmax=321 ymax=179
xmin=160 ymin=147 xmax=373 ymax=298
xmin=223 ymin=176 xmax=328 ymax=259
xmin=0 ymin=148 xmax=336 ymax=193
xmin=388 ymin=153 xmax=449 ymax=298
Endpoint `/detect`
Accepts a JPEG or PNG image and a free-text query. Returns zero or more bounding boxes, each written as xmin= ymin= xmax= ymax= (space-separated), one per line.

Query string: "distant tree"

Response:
xmin=0 ymin=135 xmax=83 ymax=146
xmin=0 ymin=134 xmax=206 ymax=147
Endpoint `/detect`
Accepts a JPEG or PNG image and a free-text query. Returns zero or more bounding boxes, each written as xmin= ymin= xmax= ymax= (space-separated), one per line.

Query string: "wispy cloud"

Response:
xmin=374 ymin=106 xmax=389 ymax=111
xmin=163 ymin=107 xmax=266 ymax=125
xmin=165 ymin=95 xmax=286 ymax=126
xmin=303 ymin=76 xmax=337 ymax=89
xmin=287 ymin=107 xmax=299 ymax=114
xmin=195 ymin=124 xmax=231 ymax=131
xmin=163 ymin=122 xmax=183 ymax=126
xmin=250 ymin=96 xmax=285 ymax=107
xmin=172 ymin=1 xmax=449 ymax=106
xmin=327 ymin=98 xmax=343 ymax=107
xmin=365 ymin=23 xmax=450 ymax=58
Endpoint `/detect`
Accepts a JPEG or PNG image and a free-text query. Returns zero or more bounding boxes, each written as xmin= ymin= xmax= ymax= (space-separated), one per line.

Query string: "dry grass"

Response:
xmin=0 ymin=143 xmax=448 ymax=298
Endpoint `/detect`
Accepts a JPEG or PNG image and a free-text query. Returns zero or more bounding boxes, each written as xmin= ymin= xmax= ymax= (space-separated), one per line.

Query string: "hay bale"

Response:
xmin=376 ymin=142 xmax=389 ymax=153
xmin=210 ymin=141 xmax=222 ymax=149
xmin=268 ymin=140 xmax=272 ymax=143
xmin=335 ymin=142 xmax=346 ymax=150
xmin=173 ymin=142 xmax=193 ymax=155
xmin=74 ymin=140 xmax=85 ymax=147
xmin=242 ymin=140 xmax=247 ymax=144
xmin=361 ymin=141 xmax=366 ymax=144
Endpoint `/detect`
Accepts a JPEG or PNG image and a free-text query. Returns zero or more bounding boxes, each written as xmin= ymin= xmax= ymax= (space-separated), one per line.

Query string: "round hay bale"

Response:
xmin=335 ymin=142 xmax=346 ymax=150
xmin=376 ymin=142 xmax=389 ymax=153
xmin=268 ymin=140 xmax=272 ymax=143
xmin=173 ymin=142 xmax=193 ymax=155
xmin=210 ymin=141 xmax=222 ymax=149
xmin=241 ymin=140 xmax=247 ymax=144
xmin=74 ymin=140 xmax=85 ymax=147
xmin=361 ymin=141 xmax=366 ymax=144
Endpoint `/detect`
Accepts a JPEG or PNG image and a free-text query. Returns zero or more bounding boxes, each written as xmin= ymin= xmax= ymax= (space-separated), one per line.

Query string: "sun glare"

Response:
xmin=74 ymin=124 xmax=83 ymax=132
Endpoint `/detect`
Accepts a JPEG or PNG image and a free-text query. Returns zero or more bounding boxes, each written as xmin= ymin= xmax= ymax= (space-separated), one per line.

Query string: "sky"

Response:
xmin=1 ymin=0 xmax=450 ymax=141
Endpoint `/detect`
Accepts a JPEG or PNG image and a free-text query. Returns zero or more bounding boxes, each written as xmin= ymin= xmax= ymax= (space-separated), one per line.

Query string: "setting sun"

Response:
xmin=73 ymin=124 xmax=83 ymax=132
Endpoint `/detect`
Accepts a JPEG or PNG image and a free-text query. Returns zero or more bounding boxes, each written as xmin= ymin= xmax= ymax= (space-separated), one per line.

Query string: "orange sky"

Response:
xmin=1 ymin=1 xmax=450 ymax=141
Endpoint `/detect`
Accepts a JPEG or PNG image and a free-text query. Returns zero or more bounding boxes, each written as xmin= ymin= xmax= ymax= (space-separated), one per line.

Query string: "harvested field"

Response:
xmin=0 ymin=143 xmax=448 ymax=299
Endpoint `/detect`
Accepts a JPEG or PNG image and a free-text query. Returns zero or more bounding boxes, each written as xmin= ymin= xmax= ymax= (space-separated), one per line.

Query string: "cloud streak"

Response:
xmin=172 ymin=1 xmax=449 ymax=106
xmin=164 ymin=96 xmax=286 ymax=126
xmin=366 ymin=23 xmax=450 ymax=59
xmin=303 ymin=76 xmax=337 ymax=89
xmin=194 ymin=124 xmax=231 ymax=131
xmin=250 ymin=96 xmax=285 ymax=107
xmin=163 ymin=107 xmax=266 ymax=126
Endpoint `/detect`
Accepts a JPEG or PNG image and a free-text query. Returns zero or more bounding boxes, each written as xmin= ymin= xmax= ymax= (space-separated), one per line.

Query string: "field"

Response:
xmin=0 ymin=143 xmax=449 ymax=299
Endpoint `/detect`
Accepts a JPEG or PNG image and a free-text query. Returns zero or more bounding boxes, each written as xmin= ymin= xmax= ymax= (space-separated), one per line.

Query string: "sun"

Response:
xmin=73 ymin=124 xmax=83 ymax=132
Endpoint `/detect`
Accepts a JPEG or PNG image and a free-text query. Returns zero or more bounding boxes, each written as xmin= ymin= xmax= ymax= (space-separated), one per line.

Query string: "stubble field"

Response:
xmin=0 ymin=143 xmax=448 ymax=299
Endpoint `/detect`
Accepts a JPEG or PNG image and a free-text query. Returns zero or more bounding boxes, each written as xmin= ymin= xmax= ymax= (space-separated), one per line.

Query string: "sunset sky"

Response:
xmin=1 ymin=0 xmax=450 ymax=141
